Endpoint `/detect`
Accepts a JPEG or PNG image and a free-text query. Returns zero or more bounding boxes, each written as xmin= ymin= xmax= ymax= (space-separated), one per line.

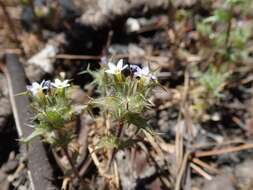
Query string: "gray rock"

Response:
xmin=0 ymin=98 xmax=11 ymax=118
xmin=235 ymin=160 xmax=253 ymax=189
xmin=202 ymin=175 xmax=235 ymax=190
xmin=0 ymin=169 xmax=9 ymax=190
xmin=2 ymin=160 xmax=18 ymax=174
xmin=24 ymin=64 xmax=46 ymax=82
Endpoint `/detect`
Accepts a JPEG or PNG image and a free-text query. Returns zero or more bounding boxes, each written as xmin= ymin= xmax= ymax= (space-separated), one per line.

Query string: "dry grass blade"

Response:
xmin=192 ymin=158 xmax=220 ymax=174
xmin=144 ymin=130 xmax=164 ymax=157
xmin=113 ymin=161 xmax=120 ymax=189
xmin=88 ymin=146 xmax=106 ymax=175
xmin=174 ymin=151 xmax=191 ymax=190
xmin=190 ymin=162 xmax=212 ymax=181
xmin=61 ymin=177 xmax=71 ymax=190
xmin=195 ymin=143 xmax=253 ymax=157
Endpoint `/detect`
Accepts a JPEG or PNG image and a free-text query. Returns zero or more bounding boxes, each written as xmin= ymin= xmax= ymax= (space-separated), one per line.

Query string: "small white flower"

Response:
xmin=135 ymin=66 xmax=149 ymax=76
xmin=52 ymin=79 xmax=70 ymax=88
xmin=134 ymin=66 xmax=157 ymax=80
xmin=105 ymin=59 xmax=128 ymax=75
xmin=26 ymin=80 xmax=48 ymax=96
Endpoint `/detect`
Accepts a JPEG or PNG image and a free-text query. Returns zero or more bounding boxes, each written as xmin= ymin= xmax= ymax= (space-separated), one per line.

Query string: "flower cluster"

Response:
xmin=87 ymin=58 xmax=158 ymax=124
xmin=24 ymin=78 xmax=74 ymax=146
xmin=105 ymin=59 xmax=157 ymax=82
xmin=26 ymin=79 xmax=70 ymax=96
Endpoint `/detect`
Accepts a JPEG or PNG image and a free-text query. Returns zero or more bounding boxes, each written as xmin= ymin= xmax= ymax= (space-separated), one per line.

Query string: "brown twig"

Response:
xmin=55 ymin=53 xmax=170 ymax=66
xmin=190 ymin=162 xmax=212 ymax=181
xmin=55 ymin=54 xmax=102 ymax=60
xmin=61 ymin=146 xmax=89 ymax=189
xmin=192 ymin=158 xmax=220 ymax=174
xmin=191 ymin=139 xmax=245 ymax=149
xmin=195 ymin=143 xmax=253 ymax=158
xmin=79 ymin=157 xmax=93 ymax=177
xmin=174 ymin=151 xmax=191 ymax=190
xmin=175 ymin=70 xmax=190 ymax=170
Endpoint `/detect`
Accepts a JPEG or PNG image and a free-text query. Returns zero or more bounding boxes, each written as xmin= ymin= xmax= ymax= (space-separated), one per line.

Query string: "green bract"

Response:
xmin=24 ymin=79 xmax=74 ymax=147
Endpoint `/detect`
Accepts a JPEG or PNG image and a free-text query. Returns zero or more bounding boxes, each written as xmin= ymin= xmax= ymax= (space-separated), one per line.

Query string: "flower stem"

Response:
xmin=106 ymin=121 xmax=124 ymax=171
xmin=61 ymin=146 xmax=89 ymax=189
xmin=225 ymin=6 xmax=233 ymax=52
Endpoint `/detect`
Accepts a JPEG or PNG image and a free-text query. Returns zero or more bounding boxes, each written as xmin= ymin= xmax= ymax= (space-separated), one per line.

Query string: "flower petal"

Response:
xmin=55 ymin=79 xmax=61 ymax=85
xmin=116 ymin=59 xmax=124 ymax=70
xmin=122 ymin=64 xmax=128 ymax=71
xmin=108 ymin=62 xmax=116 ymax=70
xmin=32 ymin=82 xmax=41 ymax=89
xmin=141 ymin=67 xmax=150 ymax=75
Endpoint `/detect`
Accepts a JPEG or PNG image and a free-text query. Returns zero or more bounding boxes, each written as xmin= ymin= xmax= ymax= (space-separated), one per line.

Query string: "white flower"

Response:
xmin=105 ymin=59 xmax=128 ymax=75
xmin=134 ymin=66 xmax=157 ymax=80
xmin=26 ymin=80 xmax=48 ymax=96
xmin=51 ymin=79 xmax=70 ymax=88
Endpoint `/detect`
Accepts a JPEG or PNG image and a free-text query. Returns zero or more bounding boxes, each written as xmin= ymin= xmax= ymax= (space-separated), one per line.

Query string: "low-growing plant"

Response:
xmin=24 ymin=59 xmax=159 ymax=187
xmin=190 ymin=65 xmax=230 ymax=121
xmin=196 ymin=65 xmax=229 ymax=98
xmin=24 ymin=78 xmax=88 ymax=186
xmin=197 ymin=0 xmax=252 ymax=62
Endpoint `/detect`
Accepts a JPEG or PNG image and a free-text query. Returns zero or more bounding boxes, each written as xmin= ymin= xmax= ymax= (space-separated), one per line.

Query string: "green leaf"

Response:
xmin=124 ymin=112 xmax=152 ymax=134
xmin=45 ymin=111 xmax=64 ymax=127
xmin=96 ymin=135 xmax=139 ymax=150
xmin=231 ymin=27 xmax=251 ymax=49
xmin=22 ymin=128 xmax=46 ymax=143
xmin=90 ymin=96 xmax=123 ymax=112
xmin=118 ymin=139 xmax=139 ymax=149
xmin=197 ymin=65 xmax=229 ymax=98
xmin=96 ymin=135 xmax=119 ymax=150
xmin=204 ymin=9 xmax=231 ymax=23
xmin=197 ymin=22 xmax=212 ymax=36
xmin=226 ymin=0 xmax=244 ymax=5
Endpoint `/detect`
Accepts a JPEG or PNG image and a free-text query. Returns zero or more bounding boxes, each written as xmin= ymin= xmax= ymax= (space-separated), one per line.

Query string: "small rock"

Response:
xmin=25 ymin=64 xmax=46 ymax=82
xmin=116 ymin=150 xmax=137 ymax=190
xmin=2 ymin=160 xmax=18 ymax=174
xmin=128 ymin=44 xmax=146 ymax=64
xmin=0 ymin=98 xmax=12 ymax=130
xmin=202 ymin=175 xmax=235 ymax=190
xmin=116 ymin=149 xmax=156 ymax=190
xmin=70 ymin=87 xmax=89 ymax=104
xmin=109 ymin=44 xmax=128 ymax=55
xmin=0 ymin=98 xmax=11 ymax=117
xmin=27 ymin=44 xmax=58 ymax=73
xmin=126 ymin=18 xmax=140 ymax=33
xmin=152 ymin=88 xmax=171 ymax=107
xmin=0 ymin=169 xmax=9 ymax=190
xmin=235 ymin=160 xmax=253 ymax=189
xmin=0 ymin=75 xmax=9 ymax=96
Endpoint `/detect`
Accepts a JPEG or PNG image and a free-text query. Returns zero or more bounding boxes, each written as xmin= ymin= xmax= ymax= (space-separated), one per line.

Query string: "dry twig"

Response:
xmin=195 ymin=143 xmax=253 ymax=157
